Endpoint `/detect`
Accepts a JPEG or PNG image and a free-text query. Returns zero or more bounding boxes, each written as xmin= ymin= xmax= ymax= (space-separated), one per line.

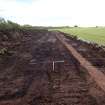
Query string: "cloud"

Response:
xmin=0 ymin=9 xmax=5 ymax=11
xmin=0 ymin=0 xmax=105 ymax=26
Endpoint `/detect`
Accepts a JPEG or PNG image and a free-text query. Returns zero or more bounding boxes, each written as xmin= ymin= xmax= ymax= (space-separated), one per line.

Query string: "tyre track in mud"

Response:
xmin=21 ymin=32 xmax=101 ymax=105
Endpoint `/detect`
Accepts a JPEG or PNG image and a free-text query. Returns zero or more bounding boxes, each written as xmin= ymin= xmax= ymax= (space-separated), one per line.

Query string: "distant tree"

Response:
xmin=0 ymin=17 xmax=21 ymax=31
xmin=0 ymin=17 xmax=7 ymax=30
xmin=0 ymin=17 xmax=6 ymax=23
xmin=74 ymin=25 xmax=78 ymax=27
xmin=23 ymin=24 xmax=32 ymax=27
xmin=7 ymin=20 xmax=20 ymax=30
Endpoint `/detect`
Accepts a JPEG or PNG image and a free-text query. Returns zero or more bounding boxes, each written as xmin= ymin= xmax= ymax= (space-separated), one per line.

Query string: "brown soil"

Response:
xmin=0 ymin=30 xmax=105 ymax=105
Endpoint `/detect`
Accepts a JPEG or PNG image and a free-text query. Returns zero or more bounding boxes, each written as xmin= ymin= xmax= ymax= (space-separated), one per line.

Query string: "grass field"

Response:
xmin=51 ymin=27 xmax=105 ymax=46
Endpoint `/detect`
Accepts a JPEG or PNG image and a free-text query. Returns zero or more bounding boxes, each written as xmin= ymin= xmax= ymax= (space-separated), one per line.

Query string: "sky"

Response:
xmin=0 ymin=0 xmax=105 ymax=26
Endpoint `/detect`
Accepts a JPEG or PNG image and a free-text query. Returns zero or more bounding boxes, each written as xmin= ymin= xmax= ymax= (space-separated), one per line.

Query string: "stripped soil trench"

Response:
xmin=0 ymin=31 xmax=105 ymax=105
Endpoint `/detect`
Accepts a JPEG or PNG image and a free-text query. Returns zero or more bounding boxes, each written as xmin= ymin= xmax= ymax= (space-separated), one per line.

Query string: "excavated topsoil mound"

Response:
xmin=62 ymin=32 xmax=105 ymax=72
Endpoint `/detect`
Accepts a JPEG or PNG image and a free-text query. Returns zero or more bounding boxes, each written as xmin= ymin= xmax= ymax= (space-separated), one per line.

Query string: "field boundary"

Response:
xmin=55 ymin=31 xmax=105 ymax=92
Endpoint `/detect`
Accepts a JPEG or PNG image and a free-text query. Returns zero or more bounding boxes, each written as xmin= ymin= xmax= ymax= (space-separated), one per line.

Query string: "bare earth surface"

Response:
xmin=0 ymin=30 xmax=105 ymax=105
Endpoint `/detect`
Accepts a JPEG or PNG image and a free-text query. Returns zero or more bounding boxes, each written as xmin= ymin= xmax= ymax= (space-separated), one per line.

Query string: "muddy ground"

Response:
xmin=0 ymin=30 xmax=105 ymax=105
xmin=63 ymin=32 xmax=105 ymax=73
